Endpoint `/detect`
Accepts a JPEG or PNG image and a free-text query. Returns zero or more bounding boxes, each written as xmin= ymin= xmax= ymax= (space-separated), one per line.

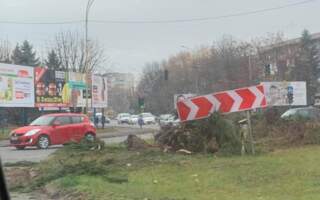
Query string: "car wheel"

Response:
xmin=85 ymin=133 xmax=95 ymax=142
xmin=37 ymin=135 xmax=50 ymax=149
xmin=15 ymin=146 xmax=25 ymax=150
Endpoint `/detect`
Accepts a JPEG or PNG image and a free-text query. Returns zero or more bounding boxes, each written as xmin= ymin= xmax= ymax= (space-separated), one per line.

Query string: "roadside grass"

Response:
xmin=4 ymin=161 xmax=37 ymax=167
xmin=28 ymin=143 xmax=320 ymax=200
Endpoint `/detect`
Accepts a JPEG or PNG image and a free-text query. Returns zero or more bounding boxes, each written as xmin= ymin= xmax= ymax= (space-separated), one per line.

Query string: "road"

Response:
xmin=0 ymin=125 xmax=158 ymax=164
xmin=104 ymin=120 xmax=159 ymax=129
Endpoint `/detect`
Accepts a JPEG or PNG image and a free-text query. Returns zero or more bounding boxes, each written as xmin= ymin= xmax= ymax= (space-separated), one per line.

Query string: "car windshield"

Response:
xmin=29 ymin=116 xmax=55 ymax=126
xmin=160 ymin=114 xmax=171 ymax=119
xmin=131 ymin=115 xmax=138 ymax=118
xmin=142 ymin=113 xmax=153 ymax=117
xmin=281 ymin=109 xmax=298 ymax=118
xmin=121 ymin=114 xmax=130 ymax=117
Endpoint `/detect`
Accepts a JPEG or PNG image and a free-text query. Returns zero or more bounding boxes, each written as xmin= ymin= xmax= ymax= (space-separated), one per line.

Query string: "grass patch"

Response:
xmin=4 ymin=161 xmax=37 ymax=167
xmin=26 ymin=142 xmax=320 ymax=200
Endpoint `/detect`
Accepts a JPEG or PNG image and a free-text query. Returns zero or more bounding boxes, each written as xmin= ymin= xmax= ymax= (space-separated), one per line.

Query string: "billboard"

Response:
xmin=92 ymin=75 xmax=108 ymax=108
xmin=262 ymin=81 xmax=307 ymax=106
xmin=68 ymin=72 xmax=91 ymax=107
xmin=35 ymin=67 xmax=68 ymax=107
xmin=0 ymin=63 xmax=35 ymax=107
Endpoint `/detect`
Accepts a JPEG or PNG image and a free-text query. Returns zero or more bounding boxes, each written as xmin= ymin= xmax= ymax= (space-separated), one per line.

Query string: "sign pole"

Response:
xmin=246 ymin=110 xmax=255 ymax=155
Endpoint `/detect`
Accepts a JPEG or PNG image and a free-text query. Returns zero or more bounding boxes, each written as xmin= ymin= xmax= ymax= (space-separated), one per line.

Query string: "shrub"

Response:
xmin=156 ymin=112 xmax=241 ymax=155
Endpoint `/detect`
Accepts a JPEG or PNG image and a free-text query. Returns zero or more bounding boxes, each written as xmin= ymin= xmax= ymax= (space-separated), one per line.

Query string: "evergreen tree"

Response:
xmin=11 ymin=44 xmax=23 ymax=65
xmin=11 ymin=41 xmax=40 ymax=67
xmin=293 ymin=30 xmax=320 ymax=105
xmin=20 ymin=40 xmax=40 ymax=66
xmin=45 ymin=50 xmax=61 ymax=70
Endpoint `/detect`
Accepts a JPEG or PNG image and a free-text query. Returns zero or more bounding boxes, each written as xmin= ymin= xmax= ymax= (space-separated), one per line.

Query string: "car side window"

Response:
xmin=310 ymin=109 xmax=320 ymax=119
xmin=55 ymin=116 xmax=72 ymax=125
xmin=71 ymin=116 xmax=84 ymax=124
xmin=297 ymin=109 xmax=310 ymax=119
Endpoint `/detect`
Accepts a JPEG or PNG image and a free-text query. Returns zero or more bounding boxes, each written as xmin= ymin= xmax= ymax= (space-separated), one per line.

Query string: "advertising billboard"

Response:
xmin=92 ymin=75 xmax=108 ymax=108
xmin=262 ymin=81 xmax=307 ymax=106
xmin=68 ymin=72 xmax=91 ymax=107
xmin=35 ymin=67 xmax=68 ymax=107
xmin=0 ymin=63 xmax=35 ymax=107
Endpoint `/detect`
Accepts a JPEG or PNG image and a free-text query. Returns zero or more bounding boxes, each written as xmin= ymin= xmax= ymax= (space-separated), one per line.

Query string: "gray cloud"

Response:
xmin=0 ymin=0 xmax=319 ymax=76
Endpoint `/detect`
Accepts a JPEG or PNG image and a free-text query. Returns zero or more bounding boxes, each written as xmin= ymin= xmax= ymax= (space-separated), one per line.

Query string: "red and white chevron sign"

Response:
xmin=177 ymin=85 xmax=266 ymax=122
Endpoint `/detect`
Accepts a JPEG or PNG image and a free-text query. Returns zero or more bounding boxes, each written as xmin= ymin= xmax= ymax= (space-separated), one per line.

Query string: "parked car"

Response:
xmin=117 ymin=113 xmax=131 ymax=124
xmin=129 ymin=115 xmax=139 ymax=125
xmin=95 ymin=113 xmax=111 ymax=123
xmin=141 ymin=112 xmax=156 ymax=124
xmin=10 ymin=113 xmax=96 ymax=150
xmin=158 ymin=114 xmax=175 ymax=126
xmin=281 ymin=107 xmax=320 ymax=121
xmin=172 ymin=118 xmax=181 ymax=126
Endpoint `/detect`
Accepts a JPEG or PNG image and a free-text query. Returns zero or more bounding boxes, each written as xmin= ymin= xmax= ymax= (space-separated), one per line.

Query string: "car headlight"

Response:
xmin=24 ymin=129 xmax=41 ymax=136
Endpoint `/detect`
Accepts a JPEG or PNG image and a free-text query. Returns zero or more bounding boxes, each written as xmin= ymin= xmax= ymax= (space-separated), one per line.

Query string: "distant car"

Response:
xmin=10 ymin=113 xmax=96 ymax=150
xmin=141 ymin=112 xmax=156 ymax=124
xmin=95 ymin=113 xmax=110 ymax=124
xmin=159 ymin=114 xmax=175 ymax=126
xmin=129 ymin=115 xmax=139 ymax=125
xmin=281 ymin=107 xmax=320 ymax=121
xmin=172 ymin=118 xmax=181 ymax=126
xmin=117 ymin=113 xmax=131 ymax=124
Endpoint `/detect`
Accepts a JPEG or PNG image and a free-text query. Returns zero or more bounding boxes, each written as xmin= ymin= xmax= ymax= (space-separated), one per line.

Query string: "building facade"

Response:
xmin=259 ymin=32 xmax=320 ymax=81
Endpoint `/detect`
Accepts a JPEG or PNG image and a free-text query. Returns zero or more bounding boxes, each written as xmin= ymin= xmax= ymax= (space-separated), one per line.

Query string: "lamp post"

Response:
xmin=181 ymin=45 xmax=200 ymax=94
xmin=85 ymin=0 xmax=95 ymax=114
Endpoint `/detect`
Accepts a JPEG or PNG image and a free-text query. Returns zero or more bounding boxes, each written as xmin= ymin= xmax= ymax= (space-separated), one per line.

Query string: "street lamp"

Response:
xmin=85 ymin=0 xmax=95 ymax=114
xmin=180 ymin=45 xmax=200 ymax=94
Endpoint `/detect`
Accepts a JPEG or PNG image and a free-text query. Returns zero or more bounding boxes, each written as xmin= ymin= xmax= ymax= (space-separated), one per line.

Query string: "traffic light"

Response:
xmin=265 ymin=64 xmax=271 ymax=77
xmin=287 ymin=86 xmax=294 ymax=105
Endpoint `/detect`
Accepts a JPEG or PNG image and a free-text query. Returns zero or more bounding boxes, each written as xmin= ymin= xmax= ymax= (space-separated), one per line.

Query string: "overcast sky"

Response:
xmin=0 ymin=0 xmax=319 ymax=76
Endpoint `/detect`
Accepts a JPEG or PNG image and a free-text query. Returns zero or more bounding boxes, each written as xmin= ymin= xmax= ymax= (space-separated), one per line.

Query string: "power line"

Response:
xmin=0 ymin=0 xmax=316 ymax=25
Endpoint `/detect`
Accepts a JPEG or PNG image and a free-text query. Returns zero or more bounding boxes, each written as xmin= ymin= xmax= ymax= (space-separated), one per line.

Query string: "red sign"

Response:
xmin=177 ymin=85 xmax=266 ymax=122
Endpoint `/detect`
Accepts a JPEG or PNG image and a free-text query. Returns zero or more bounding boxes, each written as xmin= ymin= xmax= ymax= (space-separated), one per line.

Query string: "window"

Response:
xmin=297 ymin=109 xmax=311 ymax=119
xmin=30 ymin=116 xmax=55 ymax=126
xmin=71 ymin=116 xmax=84 ymax=124
xmin=54 ymin=116 xmax=71 ymax=125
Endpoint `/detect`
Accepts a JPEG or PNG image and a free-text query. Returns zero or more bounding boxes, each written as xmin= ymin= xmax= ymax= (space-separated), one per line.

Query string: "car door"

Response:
xmin=70 ymin=116 xmax=84 ymax=142
xmin=51 ymin=116 xmax=72 ymax=144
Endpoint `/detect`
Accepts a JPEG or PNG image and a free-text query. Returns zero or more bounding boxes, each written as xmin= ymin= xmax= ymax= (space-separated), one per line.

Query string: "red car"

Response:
xmin=10 ymin=113 xmax=96 ymax=150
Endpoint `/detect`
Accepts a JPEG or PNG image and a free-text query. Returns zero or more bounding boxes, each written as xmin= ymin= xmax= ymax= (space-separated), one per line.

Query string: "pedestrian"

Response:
xmin=138 ymin=115 xmax=144 ymax=129
xmin=101 ymin=115 xmax=106 ymax=129
xmin=94 ymin=115 xmax=99 ymax=128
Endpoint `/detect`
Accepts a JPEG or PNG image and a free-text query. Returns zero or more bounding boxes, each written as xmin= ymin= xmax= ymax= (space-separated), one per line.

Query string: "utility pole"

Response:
xmin=247 ymin=53 xmax=255 ymax=155
xmin=85 ymin=0 xmax=95 ymax=114
xmin=248 ymin=54 xmax=253 ymax=83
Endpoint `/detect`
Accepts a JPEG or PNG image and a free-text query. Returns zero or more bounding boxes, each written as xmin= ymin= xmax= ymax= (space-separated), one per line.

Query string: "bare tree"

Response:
xmin=52 ymin=31 xmax=106 ymax=73
xmin=0 ymin=39 xmax=11 ymax=63
xmin=136 ymin=35 xmax=284 ymax=114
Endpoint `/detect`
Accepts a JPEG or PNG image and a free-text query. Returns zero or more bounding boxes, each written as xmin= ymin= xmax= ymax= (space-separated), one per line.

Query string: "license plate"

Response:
xmin=11 ymin=136 xmax=18 ymax=141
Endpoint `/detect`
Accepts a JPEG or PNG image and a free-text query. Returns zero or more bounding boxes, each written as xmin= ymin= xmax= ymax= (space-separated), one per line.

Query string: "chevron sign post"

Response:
xmin=177 ymin=85 xmax=266 ymax=122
